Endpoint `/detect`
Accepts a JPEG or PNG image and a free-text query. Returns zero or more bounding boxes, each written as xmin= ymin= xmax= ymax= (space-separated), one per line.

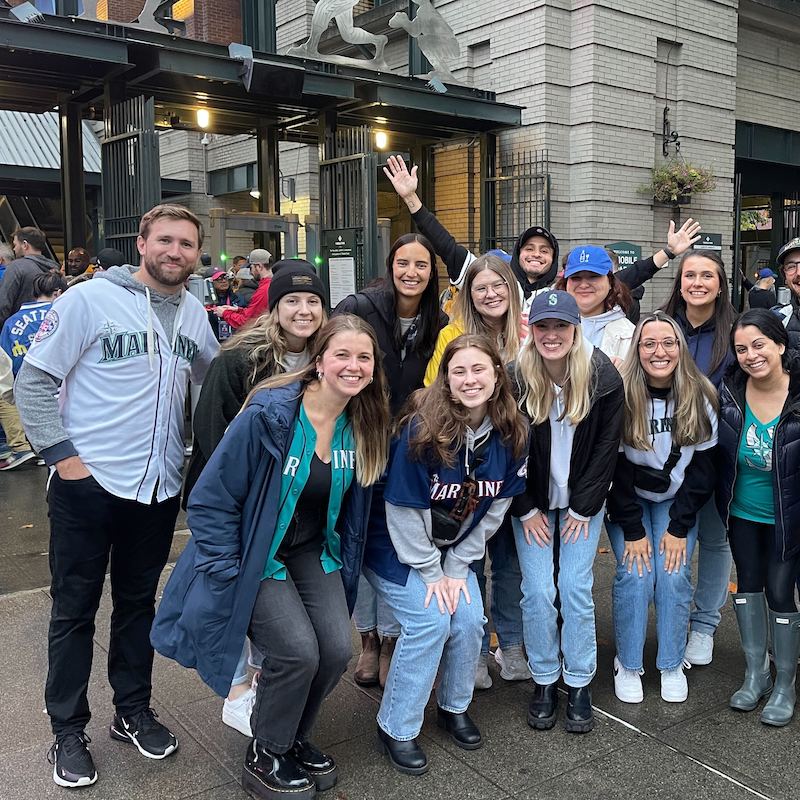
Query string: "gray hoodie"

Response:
xmin=15 ymin=266 xmax=184 ymax=464
xmin=0 ymin=254 xmax=60 ymax=327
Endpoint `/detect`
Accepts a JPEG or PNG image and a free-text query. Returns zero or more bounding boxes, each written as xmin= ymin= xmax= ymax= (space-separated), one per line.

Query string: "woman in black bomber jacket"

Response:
xmin=717 ymin=309 xmax=800 ymax=728
xmin=511 ymin=291 xmax=623 ymax=735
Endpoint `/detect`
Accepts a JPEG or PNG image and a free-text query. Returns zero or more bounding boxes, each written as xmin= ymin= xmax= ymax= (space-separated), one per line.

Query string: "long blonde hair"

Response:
xmin=401 ymin=334 xmax=529 ymax=467
xmin=516 ymin=325 xmax=593 ymax=425
xmin=451 ymin=255 xmax=522 ymax=363
xmin=621 ymin=311 xmax=718 ymax=450
xmin=221 ymin=304 xmax=328 ymax=388
xmin=244 ymin=315 xmax=389 ymax=486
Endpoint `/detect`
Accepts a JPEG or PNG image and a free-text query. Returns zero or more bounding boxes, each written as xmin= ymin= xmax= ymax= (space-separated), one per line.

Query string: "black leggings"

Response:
xmin=728 ymin=516 xmax=800 ymax=612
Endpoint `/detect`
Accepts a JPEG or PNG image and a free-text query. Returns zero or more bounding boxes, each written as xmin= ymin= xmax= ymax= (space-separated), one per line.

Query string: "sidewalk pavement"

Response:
xmin=0 ymin=548 xmax=796 ymax=800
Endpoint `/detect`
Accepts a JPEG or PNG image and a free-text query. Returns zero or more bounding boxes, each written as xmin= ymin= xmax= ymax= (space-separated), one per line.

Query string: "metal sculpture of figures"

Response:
xmin=78 ymin=0 xmax=184 ymax=34
xmin=389 ymin=0 xmax=460 ymax=93
xmin=287 ymin=0 xmax=389 ymax=71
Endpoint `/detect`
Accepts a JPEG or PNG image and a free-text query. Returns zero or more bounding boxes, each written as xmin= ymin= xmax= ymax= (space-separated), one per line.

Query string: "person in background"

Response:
xmin=717 ymin=309 xmax=800 ymax=727
xmin=660 ymin=250 xmax=737 ymax=667
xmin=607 ymin=249 xmax=644 ymax=324
xmin=65 ymin=248 xmax=91 ymax=278
xmin=748 ymin=268 xmax=777 ymax=310
xmin=512 ymin=290 xmax=623 ymax=734
xmin=217 ymin=248 xmax=272 ymax=328
xmin=0 ymin=226 xmax=60 ymax=327
xmin=231 ymin=255 xmax=248 ymax=275
xmin=773 ymin=237 xmax=800 ymax=349
xmin=94 ymin=247 xmax=126 ymax=273
xmin=0 ymin=241 xmax=16 ymax=283
xmin=207 ymin=270 xmax=240 ymax=342
xmin=606 ymin=312 xmax=718 ymax=705
xmin=152 ymin=315 xmax=390 ymax=800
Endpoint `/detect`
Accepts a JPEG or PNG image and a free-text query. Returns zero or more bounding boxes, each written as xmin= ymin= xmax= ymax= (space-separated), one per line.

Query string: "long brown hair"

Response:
xmin=245 ymin=315 xmax=390 ymax=485
xmin=400 ymin=334 xmax=528 ymax=467
xmin=555 ymin=268 xmax=633 ymax=314
xmin=620 ymin=311 xmax=718 ymax=450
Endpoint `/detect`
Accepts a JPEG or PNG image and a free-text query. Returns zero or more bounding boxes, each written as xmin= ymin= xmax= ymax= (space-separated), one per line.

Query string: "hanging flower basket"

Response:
xmin=643 ymin=162 xmax=716 ymax=205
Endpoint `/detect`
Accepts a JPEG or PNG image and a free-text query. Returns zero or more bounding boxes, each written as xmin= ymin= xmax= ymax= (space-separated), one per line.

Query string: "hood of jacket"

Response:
xmin=247 ymin=382 xmax=305 ymax=453
xmin=20 ymin=254 xmax=59 ymax=274
xmin=581 ymin=306 xmax=627 ymax=345
xmin=511 ymin=226 xmax=560 ymax=298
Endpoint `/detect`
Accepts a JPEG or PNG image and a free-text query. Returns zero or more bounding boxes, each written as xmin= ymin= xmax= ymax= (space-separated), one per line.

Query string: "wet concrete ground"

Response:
xmin=0 ymin=465 xmax=794 ymax=799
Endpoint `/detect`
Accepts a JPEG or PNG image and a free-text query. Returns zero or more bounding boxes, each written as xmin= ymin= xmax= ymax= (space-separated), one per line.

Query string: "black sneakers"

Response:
xmin=48 ymin=732 xmax=98 ymax=788
xmin=109 ymin=708 xmax=178 ymax=759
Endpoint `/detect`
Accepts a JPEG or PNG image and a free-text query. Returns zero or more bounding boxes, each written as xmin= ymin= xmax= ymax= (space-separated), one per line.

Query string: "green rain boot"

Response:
xmin=760 ymin=610 xmax=800 ymax=727
xmin=730 ymin=593 xmax=773 ymax=712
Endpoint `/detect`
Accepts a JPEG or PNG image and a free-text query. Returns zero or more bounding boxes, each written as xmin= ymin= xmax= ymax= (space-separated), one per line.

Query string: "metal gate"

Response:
xmin=486 ymin=148 xmax=550 ymax=253
xmin=319 ymin=124 xmax=379 ymax=288
xmin=101 ymin=96 xmax=161 ymax=264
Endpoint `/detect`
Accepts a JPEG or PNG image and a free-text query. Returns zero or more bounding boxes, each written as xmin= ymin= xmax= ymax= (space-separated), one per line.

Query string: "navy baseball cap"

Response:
xmin=528 ymin=290 xmax=581 ymax=326
xmin=564 ymin=245 xmax=613 ymax=278
xmin=758 ymin=268 xmax=776 ymax=279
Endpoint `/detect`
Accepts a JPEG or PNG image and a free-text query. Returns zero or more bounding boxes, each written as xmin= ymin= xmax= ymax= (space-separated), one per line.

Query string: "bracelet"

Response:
xmin=663 ymin=247 xmax=676 ymax=260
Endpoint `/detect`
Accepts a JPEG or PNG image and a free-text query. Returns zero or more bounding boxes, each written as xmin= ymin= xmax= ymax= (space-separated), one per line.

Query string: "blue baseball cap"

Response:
xmin=758 ymin=268 xmax=776 ymax=279
xmin=564 ymin=245 xmax=613 ymax=278
xmin=486 ymin=248 xmax=512 ymax=264
xmin=528 ymin=290 xmax=581 ymax=326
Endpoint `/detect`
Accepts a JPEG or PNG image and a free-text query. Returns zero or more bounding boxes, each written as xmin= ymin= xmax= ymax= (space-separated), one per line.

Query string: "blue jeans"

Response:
xmin=471 ymin=514 xmax=524 ymax=654
xmin=606 ymin=499 xmax=699 ymax=672
xmin=689 ymin=498 xmax=732 ymax=636
xmin=352 ymin=574 xmax=401 ymax=638
xmin=366 ymin=566 xmax=485 ymax=741
xmin=513 ymin=509 xmax=603 ymax=688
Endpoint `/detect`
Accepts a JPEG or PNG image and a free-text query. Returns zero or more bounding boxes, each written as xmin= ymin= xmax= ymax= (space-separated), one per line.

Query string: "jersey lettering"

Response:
xmin=649 ymin=415 xmax=674 ymax=436
xmin=174 ymin=333 xmax=199 ymax=364
xmin=284 ymin=455 xmax=301 ymax=477
xmin=99 ymin=331 xmax=158 ymax=363
xmin=332 ymin=449 xmax=355 ymax=470
xmin=429 ymin=477 xmax=505 ymax=501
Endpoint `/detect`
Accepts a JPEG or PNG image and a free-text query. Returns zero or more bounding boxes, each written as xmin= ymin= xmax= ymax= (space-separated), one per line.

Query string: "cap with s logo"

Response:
xmin=528 ymin=289 xmax=580 ymax=325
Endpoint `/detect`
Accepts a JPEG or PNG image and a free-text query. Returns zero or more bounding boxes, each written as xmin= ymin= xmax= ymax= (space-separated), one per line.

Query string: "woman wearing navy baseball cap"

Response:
xmin=512 ymin=290 xmax=624 ymax=733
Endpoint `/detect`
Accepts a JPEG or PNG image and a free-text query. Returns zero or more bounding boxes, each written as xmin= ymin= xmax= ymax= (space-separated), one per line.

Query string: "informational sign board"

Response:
xmin=323 ymin=229 xmax=358 ymax=308
xmin=605 ymin=241 xmax=642 ymax=269
xmin=694 ymin=233 xmax=722 ymax=251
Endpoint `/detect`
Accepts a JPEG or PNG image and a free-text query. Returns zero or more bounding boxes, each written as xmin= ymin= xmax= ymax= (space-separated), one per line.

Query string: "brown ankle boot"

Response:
xmin=379 ymin=636 xmax=397 ymax=689
xmin=354 ymin=630 xmax=380 ymax=686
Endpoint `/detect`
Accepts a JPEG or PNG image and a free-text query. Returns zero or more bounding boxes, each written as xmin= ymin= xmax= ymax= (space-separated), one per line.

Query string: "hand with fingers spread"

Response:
xmin=424 ymin=577 xmax=454 ymax=614
xmin=659 ymin=531 xmax=686 ymax=574
xmin=520 ymin=510 xmax=550 ymax=547
xmin=560 ymin=512 xmax=589 ymax=544
xmin=441 ymin=576 xmax=471 ymax=614
xmin=621 ymin=537 xmax=652 ymax=577
xmin=383 ymin=155 xmax=422 ymax=212
xmin=667 ymin=218 xmax=702 ymax=256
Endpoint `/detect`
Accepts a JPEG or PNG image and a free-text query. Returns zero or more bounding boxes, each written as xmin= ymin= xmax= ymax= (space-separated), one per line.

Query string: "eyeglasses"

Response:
xmin=783 ymin=261 xmax=800 ymax=275
xmin=639 ymin=338 xmax=679 ymax=353
xmin=471 ymin=280 xmax=508 ymax=298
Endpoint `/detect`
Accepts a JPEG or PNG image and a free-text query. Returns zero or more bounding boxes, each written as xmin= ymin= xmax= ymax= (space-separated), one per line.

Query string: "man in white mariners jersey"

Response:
xmin=16 ymin=204 xmax=219 ymax=789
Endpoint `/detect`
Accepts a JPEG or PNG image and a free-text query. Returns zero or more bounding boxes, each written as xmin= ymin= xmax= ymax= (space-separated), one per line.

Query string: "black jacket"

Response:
xmin=334 ymin=286 xmax=447 ymax=415
xmin=511 ymin=348 xmax=624 ymax=518
xmin=717 ymin=357 xmax=800 ymax=561
xmin=0 ymin=254 xmax=59 ymax=326
xmin=235 ymin=278 xmax=259 ymax=307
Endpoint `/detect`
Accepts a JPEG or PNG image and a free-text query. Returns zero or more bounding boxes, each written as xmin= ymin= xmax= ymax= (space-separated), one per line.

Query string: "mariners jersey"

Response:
xmin=0 ymin=300 xmax=52 ymax=374
xmin=24 ymin=277 xmax=218 ymax=503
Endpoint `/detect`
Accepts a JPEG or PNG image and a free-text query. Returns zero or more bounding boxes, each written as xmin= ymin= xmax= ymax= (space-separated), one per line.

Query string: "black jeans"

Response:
xmin=248 ymin=547 xmax=352 ymax=753
xmin=46 ymin=473 xmax=179 ymax=735
xmin=728 ymin=516 xmax=800 ymax=612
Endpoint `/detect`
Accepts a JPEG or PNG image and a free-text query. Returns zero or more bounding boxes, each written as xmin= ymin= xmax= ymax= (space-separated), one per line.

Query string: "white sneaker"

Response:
xmin=222 ymin=686 xmax=256 ymax=736
xmin=494 ymin=645 xmax=531 ymax=681
xmin=684 ymin=631 xmax=714 ymax=665
xmin=660 ymin=664 xmax=689 ymax=702
xmin=474 ymin=654 xmax=493 ymax=690
xmin=613 ymin=656 xmax=644 ymax=703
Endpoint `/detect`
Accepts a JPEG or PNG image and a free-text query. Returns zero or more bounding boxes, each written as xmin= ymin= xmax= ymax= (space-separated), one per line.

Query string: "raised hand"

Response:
xmin=667 ymin=218 xmax=702 ymax=256
xmin=383 ymin=155 xmax=420 ymax=206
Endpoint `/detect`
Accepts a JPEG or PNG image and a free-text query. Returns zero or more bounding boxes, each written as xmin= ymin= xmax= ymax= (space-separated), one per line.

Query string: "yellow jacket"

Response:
xmin=423 ymin=319 xmax=465 ymax=386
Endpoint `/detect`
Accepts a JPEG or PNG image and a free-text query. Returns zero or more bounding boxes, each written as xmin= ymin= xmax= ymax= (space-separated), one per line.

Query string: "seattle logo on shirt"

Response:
xmin=744 ymin=423 xmax=775 ymax=471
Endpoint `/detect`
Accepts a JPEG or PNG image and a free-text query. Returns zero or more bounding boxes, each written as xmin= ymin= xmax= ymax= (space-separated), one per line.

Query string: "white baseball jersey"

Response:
xmin=24 ymin=278 xmax=218 ymax=503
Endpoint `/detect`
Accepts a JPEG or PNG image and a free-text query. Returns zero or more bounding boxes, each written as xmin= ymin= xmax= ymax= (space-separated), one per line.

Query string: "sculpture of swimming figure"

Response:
xmin=389 ymin=0 xmax=460 ymax=93
xmin=287 ymin=0 xmax=389 ymax=69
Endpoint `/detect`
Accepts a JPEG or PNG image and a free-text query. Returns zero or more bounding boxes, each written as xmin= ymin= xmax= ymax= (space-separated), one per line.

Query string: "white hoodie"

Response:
xmin=580 ymin=305 xmax=634 ymax=361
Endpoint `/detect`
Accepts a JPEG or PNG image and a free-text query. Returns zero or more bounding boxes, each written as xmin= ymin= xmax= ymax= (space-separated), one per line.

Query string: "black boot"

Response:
xmin=527 ymin=682 xmax=558 ymax=730
xmin=436 ymin=708 xmax=482 ymax=750
xmin=289 ymin=740 xmax=338 ymax=791
xmin=242 ymin=740 xmax=316 ymax=800
xmin=377 ymin=726 xmax=428 ymax=775
xmin=565 ymin=685 xmax=594 ymax=733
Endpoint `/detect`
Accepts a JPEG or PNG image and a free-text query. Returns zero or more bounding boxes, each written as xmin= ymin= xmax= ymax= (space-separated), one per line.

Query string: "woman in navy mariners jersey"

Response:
xmin=512 ymin=290 xmax=623 ymax=734
xmin=363 ymin=333 xmax=528 ymax=775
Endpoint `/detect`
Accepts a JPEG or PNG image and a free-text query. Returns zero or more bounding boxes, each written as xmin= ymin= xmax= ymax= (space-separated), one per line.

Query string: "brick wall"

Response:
xmin=187 ymin=0 xmax=242 ymax=46
xmin=106 ymin=0 xmax=145 ymax=22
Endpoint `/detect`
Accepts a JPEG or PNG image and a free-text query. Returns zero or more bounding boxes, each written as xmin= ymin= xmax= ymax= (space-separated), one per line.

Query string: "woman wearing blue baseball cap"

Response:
xmin=512 ymin=290 xmax=624 ymax=733
xmin=555 ymin=245 xmax=635 ymax=362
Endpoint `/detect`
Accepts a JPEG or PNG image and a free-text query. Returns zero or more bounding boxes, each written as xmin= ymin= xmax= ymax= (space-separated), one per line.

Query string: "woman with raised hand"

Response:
xmin=183 ymin=260 xmax=327 ymax=736
xmin=424 ymin=254 xmax=527 ymax=688
xmin=660 ymin=250 xmax=737 ymax=668
xmin=335 ymin=233 xmax=447 ymax=688
xmin=606 ymin=312 xmax=718 ymax=705
xmin=512 ymin=290 xmax=623 ymax=734
xmin=717 ymin=309 xmax=800 ymax=727
xmin=365 ymin=334 xmax=528 ymax=775
xmin=152 ymin=315 xmax=390 ymax=800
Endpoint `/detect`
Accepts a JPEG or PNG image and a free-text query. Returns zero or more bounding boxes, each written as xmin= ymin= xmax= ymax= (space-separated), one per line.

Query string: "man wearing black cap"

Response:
xmin=775 ymin=237 xmax=800 ymax=349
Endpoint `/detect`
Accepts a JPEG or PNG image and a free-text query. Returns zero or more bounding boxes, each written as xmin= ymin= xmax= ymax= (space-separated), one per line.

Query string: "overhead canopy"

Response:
xmin=0 ymin=9 xmax=522 ymax=142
